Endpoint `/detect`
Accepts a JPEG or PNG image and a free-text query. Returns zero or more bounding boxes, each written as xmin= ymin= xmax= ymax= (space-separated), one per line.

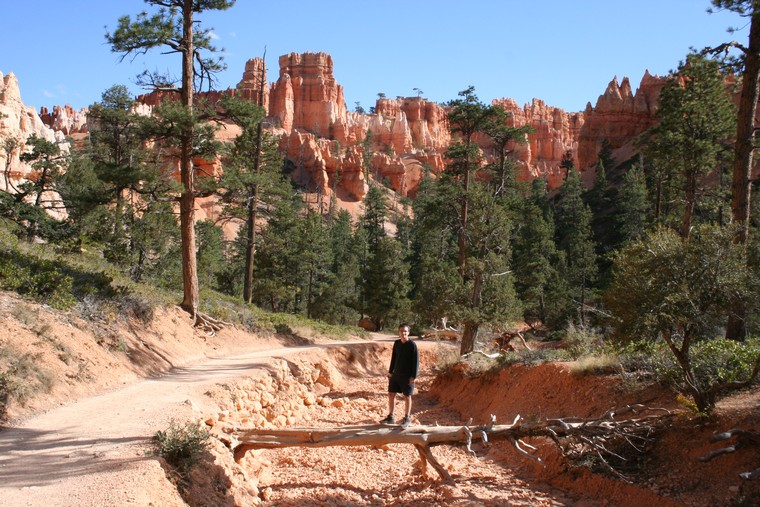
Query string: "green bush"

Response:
xmin=0 ymin=253 xmax=75 ymax=309
xmin=0 ymin=344 xmax=54 ymax=420
xmin=154 ymin=419 xmax=211 ymax=474
xmin=605 ymin=226 xmax=757 ymax=413
xmin=564 ymin=323 xmax=603 ymax=359
xmin=612 ymin=339 xmax=671 ymax=377
xmin=658 ymin=338 xmax=760 ymax=394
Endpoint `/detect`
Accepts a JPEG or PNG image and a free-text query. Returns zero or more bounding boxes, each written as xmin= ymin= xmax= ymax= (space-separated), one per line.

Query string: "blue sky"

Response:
xmin=0 ymin=1 xmax=748 ymax=113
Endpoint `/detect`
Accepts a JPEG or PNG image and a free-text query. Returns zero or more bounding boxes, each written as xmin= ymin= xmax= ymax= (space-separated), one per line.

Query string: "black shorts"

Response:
xmin=388 ymin=374 xmax=414 ymax=396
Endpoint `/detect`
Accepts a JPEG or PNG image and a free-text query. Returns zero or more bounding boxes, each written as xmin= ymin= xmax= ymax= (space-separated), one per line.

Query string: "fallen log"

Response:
xmin=226 ymin=405 xmax=672 ymax=483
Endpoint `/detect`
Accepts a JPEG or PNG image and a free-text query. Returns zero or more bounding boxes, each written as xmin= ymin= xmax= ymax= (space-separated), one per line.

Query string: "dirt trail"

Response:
xmin=0 ymin=340 xmax=373 ymax=507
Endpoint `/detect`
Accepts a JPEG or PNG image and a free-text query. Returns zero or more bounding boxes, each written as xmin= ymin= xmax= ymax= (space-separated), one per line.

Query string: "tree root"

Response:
xmin=699 ymin=428 xmax=760 ymax=480
xmin=192 ymin=311 xmax=231 ymax=336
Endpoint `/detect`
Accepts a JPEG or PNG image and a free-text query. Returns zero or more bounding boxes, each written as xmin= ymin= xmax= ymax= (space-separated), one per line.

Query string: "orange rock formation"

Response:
xmin=257 ymin=53 xmax=666 ymax=199
xmin=2 ymin=52 xmax=669 ymax=204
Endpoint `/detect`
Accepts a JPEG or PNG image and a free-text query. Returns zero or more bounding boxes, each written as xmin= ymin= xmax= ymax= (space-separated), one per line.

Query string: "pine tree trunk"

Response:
xmin=243 ymin=189 xmax=257 ymax=304
xmin=680 ymin=172 xmax=696 ymax=239
xmin=243 ymin=57 xmax=267 ymax=304
xmin=460 ymin=321 xmax=479 ymax=356
xmin=458 ymin=168 xmax=470 ymax=278
xmin=179 ymin=0 xmax=200 ymax=315
xmin=460 ymin=271 xmax=484 ymax=355
xmin=726 ymin=9 xmax=760 ymax=341
xmin=731 ymin=9 xmax=760 ymax=247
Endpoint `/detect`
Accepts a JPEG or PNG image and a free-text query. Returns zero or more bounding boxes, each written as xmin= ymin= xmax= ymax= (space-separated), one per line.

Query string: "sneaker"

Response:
xmin=400 ymin=415 xmax=412 ymax=427
xmin=379 ymin=414 xmax=395 ymax=424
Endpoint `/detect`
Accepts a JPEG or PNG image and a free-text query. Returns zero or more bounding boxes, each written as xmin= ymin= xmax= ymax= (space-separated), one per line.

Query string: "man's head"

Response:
xmin=398 ymin=323 xmax=410 ymax=342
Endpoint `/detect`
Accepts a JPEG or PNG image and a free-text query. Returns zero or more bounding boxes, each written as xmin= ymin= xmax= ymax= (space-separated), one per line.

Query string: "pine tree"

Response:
xmin=71 ymin=85 xmax=148 ymax=266
xmin=615 ymin=163 xmax=651 ymax=246
xmin=641 ymin=53 xmax=735 ymax=239
xmin=709 ymin=1 xmax=760 ymax=340
xmin=311 ymin=210 xmax=361 ymax=325
xmin=10 ymin=135 xmax=68 ymax=240
xmin=363 ymin=237 xmax=411 ymax=330
xmin=130 ymin=200 xmax=182 ymax=284
xmin=361 ymin=186 xmax=388 ymax=253
xmin=411 ymin=88 xmax=523 ymax=353
xmin=195 ymin=219 xmax=226 ymax=291
xmin=554 ymin=169 xmax=598 ymax=326
xmin=409 ymin=172 xmax=461 ymax=327
xmin=297 ymin=210 xmax=332 ymax=318
xmin=106 ymin=0 xmax=235 ymax=317
xmin=219 ymin=95 xmax=287 ymax=304
xmin=252 ymin=194 xmax=304 ymax=313
xmin=513 ymin=180 xmax=561 ymax=326
xmin=410 ymin=88 xmax=524 ymax=354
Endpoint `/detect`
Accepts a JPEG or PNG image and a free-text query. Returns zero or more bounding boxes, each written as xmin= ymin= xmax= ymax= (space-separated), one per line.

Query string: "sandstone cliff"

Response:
xmin=0 ymin=71 xmax=66 ymax=189
xmin=39 ymin=104 xmax=88 ymax=136
xmin=2 ymin=53 xmax=668 ymax=206
xmin=255 ymin=53 xmax=666 ymax=199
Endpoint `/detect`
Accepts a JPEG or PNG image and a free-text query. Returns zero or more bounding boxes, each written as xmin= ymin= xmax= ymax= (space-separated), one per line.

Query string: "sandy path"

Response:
xmin=0 ymin=340 xmax=374 ymax=507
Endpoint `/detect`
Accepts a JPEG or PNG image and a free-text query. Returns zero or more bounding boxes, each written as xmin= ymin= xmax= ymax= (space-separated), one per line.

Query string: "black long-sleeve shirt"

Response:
xmin=388 ymin=339 xmax=418 ymax=378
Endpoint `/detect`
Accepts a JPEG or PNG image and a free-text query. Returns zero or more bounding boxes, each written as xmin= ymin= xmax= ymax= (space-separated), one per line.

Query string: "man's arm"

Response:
xmin=388 ymin=341 xmax=398 ymax=375
xmin=411 ymin=342 xmax=419 ymax=378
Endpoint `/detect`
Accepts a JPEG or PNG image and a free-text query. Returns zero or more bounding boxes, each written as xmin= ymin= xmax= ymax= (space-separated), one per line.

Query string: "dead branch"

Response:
xmin=492 ymin=330 xmax=531 ymax=351
xmin=421 ymin=329 xmax=460 ymax=341
xmin=699 ymin=428 xmax=760 ymax=480
xmin=462 ymin=350 xmax=502 ymax=360
xmin=226 ymin=405 xmax=672 ymax=483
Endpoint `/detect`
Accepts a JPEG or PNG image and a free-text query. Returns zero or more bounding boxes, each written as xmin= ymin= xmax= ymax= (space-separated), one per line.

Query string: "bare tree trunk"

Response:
xmin=179 ymin=0 xmax=199 ymax=315
xmin=243 ymin=188 xmax=257 ymax=304
xmin=243 ymin=56 xmax=266 ymax=304
xmin=229 ymin=408 xmax=672 ymax=483
xmin=460 ymin=321 xmax=479 ymax=356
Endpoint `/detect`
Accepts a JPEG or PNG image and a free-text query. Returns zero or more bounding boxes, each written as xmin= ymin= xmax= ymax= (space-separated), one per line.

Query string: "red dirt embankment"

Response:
xmin=429 ymin=361 xmax=760 ymax=507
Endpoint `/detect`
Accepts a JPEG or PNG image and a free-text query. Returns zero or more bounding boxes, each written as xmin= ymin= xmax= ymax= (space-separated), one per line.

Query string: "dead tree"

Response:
xmin=699 ymin=428 xmax=760 ymax=480
xmin=226 ymin=405 xmax=672 ymax=483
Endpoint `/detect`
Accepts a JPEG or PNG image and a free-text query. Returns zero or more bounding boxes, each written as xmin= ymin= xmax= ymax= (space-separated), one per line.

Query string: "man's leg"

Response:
xmin=403 ymin=395 xmax=412 ymax=417
xmin=387 ymin=392 xmax=396 ymax=417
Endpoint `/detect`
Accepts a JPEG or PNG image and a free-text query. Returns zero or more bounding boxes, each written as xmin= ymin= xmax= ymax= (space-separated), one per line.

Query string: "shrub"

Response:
xmin=117 ymin=294 xmax=155 ymax=323
xmin=605 ymin=226 xmax=757 ymax=413
xmin=0 ymin=253 xmax=76 ymax=309
xmin=569 ymin=354 xmax=621 ymax=376
xmin=0 ymin=344 xmax=54 ymax=420
xmin=656 ymin=338 xmax=760 ymax=399
xmin=154 ymin=419 xmax=211 ymax=475
xmin=564 ymin=323 xmax=603 ymax=359
xmin=612 ymin=339 xmax=671 ymax=377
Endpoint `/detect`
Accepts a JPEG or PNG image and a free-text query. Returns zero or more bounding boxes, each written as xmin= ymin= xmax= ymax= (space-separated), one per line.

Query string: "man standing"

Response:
xmin=380 ymin=323 xmax=419 ymax=427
